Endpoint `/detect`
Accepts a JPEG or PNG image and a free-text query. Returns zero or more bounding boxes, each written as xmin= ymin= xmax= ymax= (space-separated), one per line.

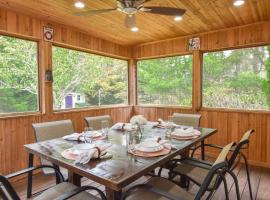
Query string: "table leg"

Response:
xmin=106 ymin=187 xmax=122 ymax=200
xmin=201 ymin=140 xmax=205 ymax=160
xmin=180 ymin=149 xmax=189 ymax=188
xmin=27 ymin=153 xmax=34 ymax=198
xmin=68 ymin=171 xmax=81 ymax=187
xmin=52 ymin=164 xmax=61 ymax=184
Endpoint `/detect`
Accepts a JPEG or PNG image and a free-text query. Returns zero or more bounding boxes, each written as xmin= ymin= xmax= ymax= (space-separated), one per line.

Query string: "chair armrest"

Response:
xmin=54 ymin=186 xmax=107 ymax=200
xmin=5 ymin=165 xmax=64 ymax=183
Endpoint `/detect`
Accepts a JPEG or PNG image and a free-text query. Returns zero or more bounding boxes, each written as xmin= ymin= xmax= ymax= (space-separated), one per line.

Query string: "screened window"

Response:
xmin=203 ymin=46 xmax=270 ymax=110
xmin=137 ymin=55 xmax=193 ymax=106
xmin=0 ymin=35 xmax=39 ymax=114
xmin=52 ymin=46 xmax=128 ymax=110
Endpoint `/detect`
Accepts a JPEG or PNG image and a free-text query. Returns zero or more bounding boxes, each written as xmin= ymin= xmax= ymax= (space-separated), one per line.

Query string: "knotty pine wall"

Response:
xmin=0 ymin=8 xmax=133 ymax=175
xmin=1 ymin=7 xmax=270 ymax=175
xmin=133 ymin=20 xmax=270 ymax=168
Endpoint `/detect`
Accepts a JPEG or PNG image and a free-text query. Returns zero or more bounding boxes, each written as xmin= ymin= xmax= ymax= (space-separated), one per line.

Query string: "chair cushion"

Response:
xmin=171 ymin=162 xmax=217 ymax=190
xmin=125 ymin=177 xmax=194 ymax=200
xmin=34 ymin=182 xmax=100 ymax=200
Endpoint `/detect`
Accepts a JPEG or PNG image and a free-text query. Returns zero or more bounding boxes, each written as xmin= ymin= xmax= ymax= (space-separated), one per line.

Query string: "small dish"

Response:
xmin=135 ymin=141 xmax=164 ymax=152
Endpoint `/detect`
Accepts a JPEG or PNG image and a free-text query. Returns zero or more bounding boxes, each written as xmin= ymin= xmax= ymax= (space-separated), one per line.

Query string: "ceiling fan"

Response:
xmin=74 ymin=0 xmax=186 ymax=31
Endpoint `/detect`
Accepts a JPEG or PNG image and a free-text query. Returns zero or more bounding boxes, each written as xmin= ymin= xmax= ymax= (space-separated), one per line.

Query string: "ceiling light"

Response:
xmin=174 ymin=16 xmax=183 ymax=21
xmin=131 ymin=27 xmax=139 ymax=32
xmin=233 ymin=0 xmax=245 ymax=7
xmin=74 ymin=1 xmax=85 ymax=9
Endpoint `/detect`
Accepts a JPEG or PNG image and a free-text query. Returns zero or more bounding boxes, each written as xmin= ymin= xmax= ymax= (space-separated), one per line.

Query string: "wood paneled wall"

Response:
xmin=133 ymin=20 xmax=270 ymax=168
xmin=1 ymin=6 xmax=270 ymax=175
xmin=0 ymin=8 xmax=133 ymax=175
xmin=133 ymin=21 xmax=270 ymax=59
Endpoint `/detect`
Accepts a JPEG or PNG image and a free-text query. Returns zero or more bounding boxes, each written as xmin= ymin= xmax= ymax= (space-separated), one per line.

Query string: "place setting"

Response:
xmin=61 ymin=142 xmax=113 ymax=164
xmin=169 ymin=127 xmax=201 ymax=140
xmin=126 ymin=132 xmax=175 ymax=157
xmin=62 ymin=126 xmax=109 ymax=143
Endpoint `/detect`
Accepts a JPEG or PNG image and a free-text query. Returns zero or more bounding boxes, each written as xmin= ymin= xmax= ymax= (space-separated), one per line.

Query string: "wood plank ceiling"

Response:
xmin=0 ymin=0 xmax=269 ymax=45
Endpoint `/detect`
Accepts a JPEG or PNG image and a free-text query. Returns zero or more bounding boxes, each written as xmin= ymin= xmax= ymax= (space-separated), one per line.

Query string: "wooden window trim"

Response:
xmin=0 ymin=32 xmax=41 ymax=116
xmin=53 ymin=42 xmax=129 ymax=61
xmin=201 ymin=45 xmax=270 ymax=112
xmin=136 ymin=54 xmax=193 ymax=108
xmin=53 ymin=104 xmax=132 ymax=114
xmin=51 ymin=45 xmax=129 ymax=111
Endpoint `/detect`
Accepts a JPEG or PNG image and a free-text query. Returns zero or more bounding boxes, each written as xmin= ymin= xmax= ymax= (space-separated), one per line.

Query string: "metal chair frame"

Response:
xmin=190 ymin=129 xmax=254 ymax=200
xmin=122 ymin=143 xmax=239 ymax=200
xmin=122 ymin=162 xmax=238 ymax=200
xmin=0 ymin=165 xmax=106 ymax=200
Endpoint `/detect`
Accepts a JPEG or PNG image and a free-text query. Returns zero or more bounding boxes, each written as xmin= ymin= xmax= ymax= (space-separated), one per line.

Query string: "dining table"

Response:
xmin=24 ymin=123 xmax=217 ymax=200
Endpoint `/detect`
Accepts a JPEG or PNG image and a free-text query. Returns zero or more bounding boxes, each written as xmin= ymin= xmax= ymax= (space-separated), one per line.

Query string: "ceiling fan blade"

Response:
xmin=143 ymin=6 xmax=186 ymax=16
xmin=125 ymin=14 xmax=136 ymax=28
xmin=74 ymin=9 xmax=117 ymax=16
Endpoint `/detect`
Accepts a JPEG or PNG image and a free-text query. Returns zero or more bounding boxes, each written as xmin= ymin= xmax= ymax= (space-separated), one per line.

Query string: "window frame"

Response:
xmin=51 ymin=43 xmax=129 ymax=112
xmin=0 ymin=32 xmax=41 ymax=117
xmin=201 ymin=44 xmax=270 ymax=113
xmin=136 ymin=53 xmax=193 ymax=108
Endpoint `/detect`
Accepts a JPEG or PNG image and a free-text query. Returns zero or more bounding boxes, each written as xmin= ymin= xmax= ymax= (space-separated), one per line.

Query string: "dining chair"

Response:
xmin=172 ymin=113 xmax=205 ymax=160
xmin=31 ymin=120 xmax=74 ymax=197
xmin=181 ymin=129 xmax=254 ymax=200
xmin=121 ymin=142 xmax=239 ymax=200
xmin=32 ymin=120 xmax=74 ymax=175
xmin=0 ymin=165 xmax=107 ymax=200
xmin=84 ymin=115 xmax=113 ymax=130
xmin=172 ymin=113 xmax=201 ymax=127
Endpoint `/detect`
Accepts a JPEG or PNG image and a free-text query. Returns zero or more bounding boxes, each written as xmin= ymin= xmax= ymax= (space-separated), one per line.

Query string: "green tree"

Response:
xmin=0 ymin=35 xmax=38 ymax=113
xmin=138 ymin=55 xmax=192 ymax=106
xmin=262 ymin=46 xmax=270 ymax=107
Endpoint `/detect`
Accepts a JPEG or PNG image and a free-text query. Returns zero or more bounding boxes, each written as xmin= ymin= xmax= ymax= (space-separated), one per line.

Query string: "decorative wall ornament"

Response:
xmin=43 ymin=26 xmax=54 ymax=42
xmin=188 ymin=37 xmax=200 ymax=51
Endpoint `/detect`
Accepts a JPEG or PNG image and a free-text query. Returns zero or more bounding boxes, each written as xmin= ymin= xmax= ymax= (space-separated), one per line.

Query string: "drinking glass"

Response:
xmin=126 ymin=130 xmax=137 ymax=153
xmin=101 ymin=120 xmax=109 ymax=138
xmin=166 ymin=115 xmax=174 ymax=136
xmin=83 ymin=127 xmax=93 ymax=143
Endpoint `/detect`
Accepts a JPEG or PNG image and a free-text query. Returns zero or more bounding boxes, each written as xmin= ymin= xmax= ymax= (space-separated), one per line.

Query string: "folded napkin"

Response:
xmin=74 ymin=143 xmax=112 ymax=164
xmin=110 ymin=123 xmax=134 ymax=131
xmin=171 ymin=127 xmax=201 ymax=138
xmin=62 ymin=131 xmax=102 ymax=142
xmin=63 ymin=133 xmax=83 ymax=141
xmin=144 ymin=138 xmax=176 ymax=150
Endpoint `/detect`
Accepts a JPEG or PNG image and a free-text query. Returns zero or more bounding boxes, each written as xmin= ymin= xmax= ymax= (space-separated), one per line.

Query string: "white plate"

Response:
xmin=135 ymin=141 xmax=164 ymax=153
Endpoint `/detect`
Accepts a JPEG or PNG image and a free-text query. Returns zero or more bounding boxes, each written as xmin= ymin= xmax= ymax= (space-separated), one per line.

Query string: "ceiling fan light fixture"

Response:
xmin=131 ymin=27 xmax=139 ymax=32
xmin=233 ymin=0 xmax=245 ymax=7
xmin=174 ymin=16 xmax=183 ymax=21
xmin=74 ymin=1 xmax=85 ymax=9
